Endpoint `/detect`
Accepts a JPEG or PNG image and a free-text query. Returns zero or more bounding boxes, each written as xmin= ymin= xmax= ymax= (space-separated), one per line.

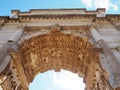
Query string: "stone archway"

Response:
xmin=0 ymin=8 xmax=120 ymax=90
xmin=16 ymin=28 xmax=110 ymax=90
xmin=0 ymin=25 xmax=113 ymax=90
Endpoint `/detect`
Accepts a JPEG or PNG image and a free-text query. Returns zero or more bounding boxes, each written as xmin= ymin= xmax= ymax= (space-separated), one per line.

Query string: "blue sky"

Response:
xmin=0 ymin=0 xmax=120 ymax=90
xmin=29 ymin=70 xmax=85 ymax=90
xmin=0 ymin=0 xmax=120 ymax=16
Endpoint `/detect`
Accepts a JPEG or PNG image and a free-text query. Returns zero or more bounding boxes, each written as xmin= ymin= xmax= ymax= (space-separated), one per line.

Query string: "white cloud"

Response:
xmin=93 ymin=0 xmax=118 ymax=11
xmin=81 ymin=0 xmax=93 ymax=7
xmin=30 ymin=70 xmax=85 ymax=90
xmin=81 ymin=0 xmax=118 ymax=11
xmin=52 ymin=70 xmax=85 ymax=90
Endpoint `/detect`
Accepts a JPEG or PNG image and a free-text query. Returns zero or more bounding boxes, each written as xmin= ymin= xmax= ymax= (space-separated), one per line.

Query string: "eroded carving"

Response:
xmin=17 ymin=29 xmax=111 ymax=90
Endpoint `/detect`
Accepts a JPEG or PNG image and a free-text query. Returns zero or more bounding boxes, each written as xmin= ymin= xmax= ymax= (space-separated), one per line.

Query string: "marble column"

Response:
xmin=8 ymin=28 xmax=24 ymax=43
xmin=0 ymin=27 xmax=24 ymax=74
xmin=91 ymin=26 xmax=120 ymax=88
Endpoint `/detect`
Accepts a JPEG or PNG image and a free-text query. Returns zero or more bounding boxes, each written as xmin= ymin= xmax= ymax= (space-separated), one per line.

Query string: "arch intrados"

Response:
xmin=19 ymin=30 xmax=98 ymax=85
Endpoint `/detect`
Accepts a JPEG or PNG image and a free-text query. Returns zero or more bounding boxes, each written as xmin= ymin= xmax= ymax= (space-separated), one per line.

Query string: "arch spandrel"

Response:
xmin=17 ymin=29 xmax=110 ymax=90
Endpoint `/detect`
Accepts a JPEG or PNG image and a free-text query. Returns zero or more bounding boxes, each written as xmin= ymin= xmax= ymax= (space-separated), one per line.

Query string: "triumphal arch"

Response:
xmin=0 ymin=8 xmax=120 ymax=90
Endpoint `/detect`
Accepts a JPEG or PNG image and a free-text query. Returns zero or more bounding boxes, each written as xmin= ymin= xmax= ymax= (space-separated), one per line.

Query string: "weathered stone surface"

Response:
xmin=0 ymin=9 xmax=120 ymax=90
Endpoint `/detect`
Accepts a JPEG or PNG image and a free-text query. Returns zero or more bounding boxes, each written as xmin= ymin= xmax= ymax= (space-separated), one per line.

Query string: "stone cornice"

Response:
xmin=11 ymin=8 xmax=105 ymax=15
xmin=0 ymin=16 xmax=9 ymax=22
xmin=0 ymin=10 xmax=120 ymax=24
xmin=1 ymin=14 xmax=96 ymax=24
xmin=106 ymin=15 xmax=120 ymax=21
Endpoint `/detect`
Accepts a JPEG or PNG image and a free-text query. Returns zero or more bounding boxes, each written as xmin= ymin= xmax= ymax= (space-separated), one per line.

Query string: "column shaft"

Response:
xmin=91 ymin=26 xmax=120 ymax=88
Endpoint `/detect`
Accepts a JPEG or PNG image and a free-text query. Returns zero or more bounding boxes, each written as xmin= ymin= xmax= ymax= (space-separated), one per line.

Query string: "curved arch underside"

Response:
xmin=18 ymin=30 xmax=110 ymax=90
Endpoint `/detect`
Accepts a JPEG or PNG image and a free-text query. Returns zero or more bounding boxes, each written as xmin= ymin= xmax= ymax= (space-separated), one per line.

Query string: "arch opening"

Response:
xmin=29 ymin=70 xmax=85 ymax=90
